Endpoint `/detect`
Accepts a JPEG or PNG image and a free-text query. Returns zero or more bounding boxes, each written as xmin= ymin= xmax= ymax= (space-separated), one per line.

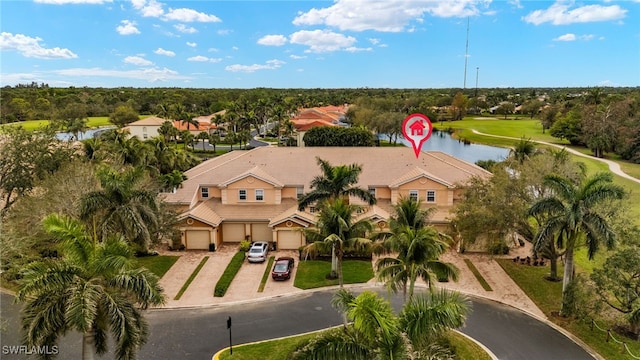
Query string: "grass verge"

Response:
xmin=258 ymin=256 xmax=275 ymax=292
xmin=136 ymin=255 xmax=180 ymax=278
xmin=294 ymin=259 xmax=373 ymax=290
xmin=496 ymin=258 xmax=640 ymax=359
xmin=463 ymin=259 xmax=492 ymax=291
xmin=216 ymin=329 xmax=491 ymax=360
xmin=214 ymin=251 xmax=246 ymax=297
xmin=174 ymin=256 xmax=209 ymax=301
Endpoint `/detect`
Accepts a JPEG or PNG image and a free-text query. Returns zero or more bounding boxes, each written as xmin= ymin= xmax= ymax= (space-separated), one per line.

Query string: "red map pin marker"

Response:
xmin=402 ymin=113 xmax=433 ymax=158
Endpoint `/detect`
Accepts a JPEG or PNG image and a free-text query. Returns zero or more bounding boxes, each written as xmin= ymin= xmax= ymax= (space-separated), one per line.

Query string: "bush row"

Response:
xmin=214 ymin=251 xmax=246 ymax=297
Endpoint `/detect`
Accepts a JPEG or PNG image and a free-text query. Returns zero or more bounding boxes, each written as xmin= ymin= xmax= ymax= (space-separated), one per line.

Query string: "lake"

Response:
xmin=383 ymin=130 xmax=510 ymax=164
xmin=56 ymin=127 xmax=115 ymax=141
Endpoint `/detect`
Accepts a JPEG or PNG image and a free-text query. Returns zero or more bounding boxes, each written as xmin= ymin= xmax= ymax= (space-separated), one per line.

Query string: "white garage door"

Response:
xmin=278 ymin=230 xmax=303 ymax=250
xmin=251 ymin=223 xmax=271 ymax=242
xmin=222 ymin=223 xmax=245 ymax=242
xmin=186 ymin=230 xmax=210 ymax=250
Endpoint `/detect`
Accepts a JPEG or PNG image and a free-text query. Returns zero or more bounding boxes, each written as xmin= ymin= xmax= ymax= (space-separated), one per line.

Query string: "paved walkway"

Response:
xmin=471 ymin=129 xmax=640 ymax=185
xmin=156 ymin=242 xmax=547 ymax=320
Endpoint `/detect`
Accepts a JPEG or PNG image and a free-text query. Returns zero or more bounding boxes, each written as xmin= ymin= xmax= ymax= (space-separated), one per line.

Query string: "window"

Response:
xmin=409 ymin=190 xmax=418 ymax=202
xmin=255 ymin=189 xmax=264 ymax=201
xmin=297 ymin=187 xmax=304 ymax=199
xmin=201 ymin=187 xmax=209 ymax=198
xmin=426 ymin=190 xmax=436 ymax=203
xmin=368 ymin=187 xmax=376 ymax=198
xmin=309 ymin=206 xmax=316 ymax=213
xmin=239 ymin=189 xmax=247 ymax=201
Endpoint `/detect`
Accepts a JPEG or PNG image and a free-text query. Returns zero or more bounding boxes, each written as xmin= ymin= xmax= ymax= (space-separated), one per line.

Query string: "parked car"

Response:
xmin=271 ymin=257 xmax=295 ymax=280
xmin=247 ymin=241 xmax=269 ymax=263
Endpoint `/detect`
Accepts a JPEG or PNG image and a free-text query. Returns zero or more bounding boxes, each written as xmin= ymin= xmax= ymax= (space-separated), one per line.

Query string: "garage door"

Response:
xmin=251 ymin=223 xmax=272 ymax=242
xmin=278 ymin=230 xmax=303 ymax=250
xmin=222 ymin=223 xmax=245 ymax=242
xmin=186 ymin=230 xmax=210 ymax=250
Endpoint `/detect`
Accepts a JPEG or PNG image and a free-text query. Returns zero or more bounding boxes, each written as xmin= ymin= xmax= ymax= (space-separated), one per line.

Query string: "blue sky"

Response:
xmin=1 ymin=0 xmax=639 ymax=88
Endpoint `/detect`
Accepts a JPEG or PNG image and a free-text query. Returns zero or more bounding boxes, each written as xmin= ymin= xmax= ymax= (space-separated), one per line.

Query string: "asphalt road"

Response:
xmin=0 ymin=289 xmax=594 ymax=360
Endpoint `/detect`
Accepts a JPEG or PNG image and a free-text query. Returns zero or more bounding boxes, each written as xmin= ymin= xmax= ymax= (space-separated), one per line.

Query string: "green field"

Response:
xmin=435 ymin=117 xmax=640 ymax=225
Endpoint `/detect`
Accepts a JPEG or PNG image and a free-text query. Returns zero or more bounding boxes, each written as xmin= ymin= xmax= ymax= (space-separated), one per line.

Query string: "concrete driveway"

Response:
xmin=158 ymin=246 xmax=301 ymax=308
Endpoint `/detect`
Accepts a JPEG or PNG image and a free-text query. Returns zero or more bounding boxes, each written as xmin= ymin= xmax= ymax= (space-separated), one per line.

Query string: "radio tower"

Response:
xmin=463 ymin=17 xmax=469 ymax=89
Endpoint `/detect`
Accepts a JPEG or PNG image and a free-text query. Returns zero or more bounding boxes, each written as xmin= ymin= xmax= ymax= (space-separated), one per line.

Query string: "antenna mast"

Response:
xmin=463 ymin=17 xmax=469 ymax=89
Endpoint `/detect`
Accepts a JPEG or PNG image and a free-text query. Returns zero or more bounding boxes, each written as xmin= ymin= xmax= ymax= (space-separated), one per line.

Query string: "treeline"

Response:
xmin=2 ymin=84 xmax=639 ymax=162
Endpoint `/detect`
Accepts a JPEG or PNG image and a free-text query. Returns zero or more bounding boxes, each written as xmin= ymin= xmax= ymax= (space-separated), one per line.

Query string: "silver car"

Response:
xmin=247 ymin=241 xmax=269 ymax=263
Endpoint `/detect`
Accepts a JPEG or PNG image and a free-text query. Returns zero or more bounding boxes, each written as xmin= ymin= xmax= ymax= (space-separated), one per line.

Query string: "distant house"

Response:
xmin=126 ymin=116 xmax=167 ymax=140
xmin=290 ymin=105 xmax=349 ymax=146
xmin=126 ymin=114 xmax=219 ymax=140
xmin=161 ymin=147 xmax=491 ymax=250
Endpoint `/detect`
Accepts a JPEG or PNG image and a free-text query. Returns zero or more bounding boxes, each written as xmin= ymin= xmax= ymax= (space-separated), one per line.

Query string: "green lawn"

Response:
xmin=294 ymin=259 xmax=374 ymax=289
xmin=434 ymin=117 xmax=640 ymax=226
xmin=496 ymin=259 xmax=640 ymax=359
xmin=216 ymin=329 xmax=491 ymax=360
xmin=135 ymin=255 xmax=179 ymax=278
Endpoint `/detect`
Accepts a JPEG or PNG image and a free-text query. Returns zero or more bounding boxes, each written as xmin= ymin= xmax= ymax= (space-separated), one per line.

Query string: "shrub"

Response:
xmin=239 ymin=240 xmax=251 ymax=252
xmin=214 ymin=251 xmax=246 ymax=297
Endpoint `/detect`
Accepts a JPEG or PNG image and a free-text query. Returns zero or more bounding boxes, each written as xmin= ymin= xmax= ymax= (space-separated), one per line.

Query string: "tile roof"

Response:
xmin=163 ymin=147 xmax=491 ymax=205
xmin=128 ymin=116 xmax=169 ymax=126
xmin=184 ymin=198 xmax=299 ymax=225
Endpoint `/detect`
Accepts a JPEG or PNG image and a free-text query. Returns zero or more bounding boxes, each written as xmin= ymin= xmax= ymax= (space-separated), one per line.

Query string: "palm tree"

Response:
xmin=195 ymin=132 xmax=209 ymax=151
xmin=157 ymin=120 xmax=175 ymax=143
xmin=298 ymin=157 xmax=376 ymax=211
xmin=388 ymin=197 xmax=434 ymax=231
xmin=510 ymin=137 xmax=537 ymax=164
xmin=303 ymin=199 xmax=373 ymax=287
xmin=528 ymin=172 xmax=625 ymax=314
xmin=17 ymin=213 xmax=165 ymax=360
xmin=377 ymin=225 xmax=458 ymax=302
xmin=291 ymin=289 xmax=470 ymax=360
xmin=79 ymin=165 xmax=160 ymax=253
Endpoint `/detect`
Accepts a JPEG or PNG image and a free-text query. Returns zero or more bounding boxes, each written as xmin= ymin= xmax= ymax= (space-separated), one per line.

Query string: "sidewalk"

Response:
xmin=155 ymin=242 xmax=546 ymax=320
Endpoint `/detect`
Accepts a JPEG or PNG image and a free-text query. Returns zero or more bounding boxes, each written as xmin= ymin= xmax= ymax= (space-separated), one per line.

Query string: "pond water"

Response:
xmin=383 ymin=130 xmax=510 ymax=164
xmin=56 ymin=127 xmax=115 ymax=141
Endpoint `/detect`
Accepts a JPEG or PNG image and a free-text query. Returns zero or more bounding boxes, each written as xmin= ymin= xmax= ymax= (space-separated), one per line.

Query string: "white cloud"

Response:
xmin=0 ymin=32 xmax=78 ymax=59
xmin=116 ymin=20 xmax=140 ymax=35
xmin=208 ymin=47 xmax=219 ymax=52
xmin=187 ymin=56 xmax=222 ymax=63
xmin=225 ymin=59 xmax=285 ymax=73
xmin=35 ymin=0 xmax=111 ymax=4
xmin=290 ymin=54 xmax=307 ymax=59
xmin=154 ymin=48 xmax=175 ymax=56
xmin=175 ymin=24 xmax=198 ymax=34
xmin=124 ymin=55 xmax=153 ymax=66
xmin=554 ymin=33 xmax=576 ymax=41
xmin=257 ymin=34 xmax=288 ymax=46
xmin=523 ymin=2 xmax=627 ymax=25
xmin=293 ymin=0 xmax=487 ymax=32
xmin=553 ymin=33 xmax=596 ymax=42
xmin=289 ymin=30 xmax=357 ymax=53
xmin=369 ymin=38 xmax=380 ymax=45
xmin=186 ymin=42 xmax=197 ymax=47
xmin=345 ymin=46 xmax=372 ymax=52
xmin=163 ymin=8 xmax=221 ymax=22
xmin=131 ymin=0 xmax=164 ymax=17
xmin=53 ymin=67 xmax=191 ymax=82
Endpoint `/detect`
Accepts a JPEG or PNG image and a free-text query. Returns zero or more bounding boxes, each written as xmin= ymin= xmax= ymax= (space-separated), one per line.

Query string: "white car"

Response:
xmin=247 ymin=241 xmax=269 ymax=263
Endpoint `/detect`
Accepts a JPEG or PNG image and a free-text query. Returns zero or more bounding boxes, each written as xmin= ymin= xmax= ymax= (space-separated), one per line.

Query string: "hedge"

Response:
xmin=214 ymin=251 xmax=246 ymax=297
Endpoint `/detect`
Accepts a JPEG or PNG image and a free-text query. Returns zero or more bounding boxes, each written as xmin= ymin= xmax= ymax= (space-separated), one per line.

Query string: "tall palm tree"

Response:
xmin=298 ymin=157 xmax=376 ymax=211
xmin=377 ymin=225 xmax=458 ymax=302
xmin=303 ymin=199 xmax=373 ymax=287
xmin=510 ymin=137 xmax=537 ymax=164
xmin=79 ymin=165 xmax=160 ymax=253
xmin=291 ymin=289 xmax=470 ymax=360
xmin=388 ymin=197 xmax=434 ymax=232
xmin=17 ymin=214 xmax=165 ymax=360
xmin=528 ymin=172 xmax=625 ymax=314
